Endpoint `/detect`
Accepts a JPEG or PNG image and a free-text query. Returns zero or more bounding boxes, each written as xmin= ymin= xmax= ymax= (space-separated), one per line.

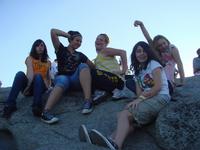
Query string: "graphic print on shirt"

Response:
xmin=137 ymin=74 xmax=154 ymax=90
xmin=32 ymin=58 xmax=49 ymax=80
xmin=56 ymin=43 xmax=88 ymax=75
xmin=65 ymin=53 xmax=81 ymax=72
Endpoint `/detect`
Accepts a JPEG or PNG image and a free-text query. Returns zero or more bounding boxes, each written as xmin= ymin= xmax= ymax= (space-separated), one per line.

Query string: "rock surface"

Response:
xmin=0 ymin=76 xmax=200 ymax=150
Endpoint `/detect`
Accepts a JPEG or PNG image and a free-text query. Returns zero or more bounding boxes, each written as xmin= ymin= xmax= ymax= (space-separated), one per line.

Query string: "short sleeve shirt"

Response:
xmin=136 ymin=60 xmax=169 ymax=95
xmin=56 ymin=43 xmax=88 ymax=75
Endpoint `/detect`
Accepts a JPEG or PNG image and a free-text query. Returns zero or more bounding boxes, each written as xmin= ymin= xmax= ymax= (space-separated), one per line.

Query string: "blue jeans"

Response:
xmin=6 ymin=71 xmax=47 ymax=107
xmin=54 ymin=63 xmax=89 ymax=91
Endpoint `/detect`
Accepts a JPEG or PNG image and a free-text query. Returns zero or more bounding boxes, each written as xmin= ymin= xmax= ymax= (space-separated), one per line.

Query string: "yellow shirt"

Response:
xmin=94 ymin=52 xmax=121 ymax=75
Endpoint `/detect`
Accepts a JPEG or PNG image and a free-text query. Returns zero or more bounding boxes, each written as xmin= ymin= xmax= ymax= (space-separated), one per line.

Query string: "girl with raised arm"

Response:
xmin=79 ymin=41 xmax=170 ymax=150
xmin=134 ymin=20 xmax=185 ymax=92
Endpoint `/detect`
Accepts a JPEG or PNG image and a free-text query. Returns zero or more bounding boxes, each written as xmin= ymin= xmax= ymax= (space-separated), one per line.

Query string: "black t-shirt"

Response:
xmin=56 ymin=43 xmax=88 ymax=75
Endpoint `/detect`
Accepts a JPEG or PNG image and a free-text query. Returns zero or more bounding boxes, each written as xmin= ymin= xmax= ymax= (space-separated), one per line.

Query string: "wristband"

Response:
xmin=139 ymin=95 xmax=146 ymax=101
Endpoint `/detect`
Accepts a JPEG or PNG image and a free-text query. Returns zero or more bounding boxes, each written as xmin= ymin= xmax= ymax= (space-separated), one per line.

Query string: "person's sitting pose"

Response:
xmin=91 ymin=33 xmax=135 ymax=103
xmin=41 ymin=29 xmax=95 ymax=124
xmin=2 ymin=39 xmax=51 ymax=119
xmin=79 ymin=41 xmax=170 ymax=150
xmin=134 ymin=20 xmax=185 ymax=94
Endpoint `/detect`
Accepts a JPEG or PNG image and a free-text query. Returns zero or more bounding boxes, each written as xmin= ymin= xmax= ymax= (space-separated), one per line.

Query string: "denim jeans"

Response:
xmin=54 ymin=63 xmax=89 ymax=91
xmin=6 ymin=71 xmax=47 ymax=107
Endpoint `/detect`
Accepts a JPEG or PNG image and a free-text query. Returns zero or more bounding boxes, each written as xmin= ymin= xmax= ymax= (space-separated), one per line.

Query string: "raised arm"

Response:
xmin=171 ymin=47 xmax=185 ymax=85
xmin=134 ymin=20 xmax=153 ymax=46
xmin=102 ymin=48 xmax=128 ymax=74
xmin=50 ymin=28 xmax=71 ymax=52
xmin=134 ymin=20 xmax=162 ymax=63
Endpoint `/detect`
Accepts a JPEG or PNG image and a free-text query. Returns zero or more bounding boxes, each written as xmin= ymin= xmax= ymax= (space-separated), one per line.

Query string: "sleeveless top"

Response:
xmin=94 ymin=52 xmax=121 ymax=75
xmin=160 ymin=44 xmax=176 ymax=82
xmin=31 ymin=57 xmax=51 ymax=84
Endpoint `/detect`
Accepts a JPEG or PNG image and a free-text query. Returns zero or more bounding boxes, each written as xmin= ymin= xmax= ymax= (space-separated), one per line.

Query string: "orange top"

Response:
xmin=31 ymin=57 xmax=51 ymax=84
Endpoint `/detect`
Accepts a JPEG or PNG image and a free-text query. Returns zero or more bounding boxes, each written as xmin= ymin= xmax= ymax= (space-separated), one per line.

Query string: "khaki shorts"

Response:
xmin=128 ymin=94 xmax=170 ymax=126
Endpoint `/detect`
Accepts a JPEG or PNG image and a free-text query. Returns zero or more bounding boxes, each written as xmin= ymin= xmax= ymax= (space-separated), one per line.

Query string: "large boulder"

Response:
xmin=0 ymin=76 xmax=200 ymax=150
xmin=155 ymin=76 xmax=200 ymax=150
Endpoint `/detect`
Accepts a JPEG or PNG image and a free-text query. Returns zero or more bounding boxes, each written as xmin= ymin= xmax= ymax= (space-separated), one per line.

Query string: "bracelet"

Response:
xmin=138 ymin=95 xmax=146 ymax=101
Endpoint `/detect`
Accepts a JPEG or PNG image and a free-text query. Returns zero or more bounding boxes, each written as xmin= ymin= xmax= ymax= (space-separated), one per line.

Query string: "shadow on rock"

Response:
xmin=0 ymin=128 xmax=18 ymax=150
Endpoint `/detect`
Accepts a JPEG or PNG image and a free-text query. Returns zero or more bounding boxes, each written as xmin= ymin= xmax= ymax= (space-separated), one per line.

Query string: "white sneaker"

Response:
xmin=112 ymin=89 xmax=126 ymax=100
xmin=112 ymin=86 xmax=136 ymax=100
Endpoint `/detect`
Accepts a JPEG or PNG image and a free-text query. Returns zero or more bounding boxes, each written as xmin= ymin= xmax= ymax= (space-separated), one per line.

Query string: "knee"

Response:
xmin=54 ymin=75 xmax=69 ymax=90
xmin=79 ymin=63 xmax=89 ymax=71
xmin=33 ymin=74 xmax=43 ymax=82
xmin=16 ymin=71 xmax=25 ymax=77
xmin=15 ymin=71 xmax=26 ymax=80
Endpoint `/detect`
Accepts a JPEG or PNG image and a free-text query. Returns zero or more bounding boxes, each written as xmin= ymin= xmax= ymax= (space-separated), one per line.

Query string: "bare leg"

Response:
xmin=79 ymin=68 xmax=92 ymax=100
xmin=44 ymin=86 xmax=64 ymax=110
xmin=112 ymin=110 xmax=135 ymax=149
xmin=111 ymin=126 xmax=134 ymax=141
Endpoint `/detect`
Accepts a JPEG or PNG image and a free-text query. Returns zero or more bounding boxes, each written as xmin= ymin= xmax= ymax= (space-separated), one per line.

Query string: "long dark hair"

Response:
xmin=30 ymin=39 xmax=49 ymax=62
xmin=130 ymin=41 xmax=161 ymax=76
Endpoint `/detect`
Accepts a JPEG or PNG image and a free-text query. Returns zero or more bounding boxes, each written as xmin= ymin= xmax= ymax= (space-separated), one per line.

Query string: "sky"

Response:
xmin=0 ymin=0 xmax=200 ymax=87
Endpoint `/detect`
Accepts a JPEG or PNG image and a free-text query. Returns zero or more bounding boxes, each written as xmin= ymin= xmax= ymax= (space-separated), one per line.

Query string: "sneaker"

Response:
xmin=112 ymin=89 xmax=126 ymax=100
xmin=32 ymin=105 xmax=42 ymax=117
xmin=2 ymin=105 xmax=17 ymax=119
xmin=112 ymin=86 xmax=136 ymax=100
xmin=79 ymin=124 xmax=92 ymax=144
xmin=93 ymin=90 xmax=107 ymax=105
xmin=90 ymin=129 xmax=118 ymax=150
xmin=82 ymin=101 xmax=93 ymax=114
xmin=41 ymin=111 xmax=59 ymax=124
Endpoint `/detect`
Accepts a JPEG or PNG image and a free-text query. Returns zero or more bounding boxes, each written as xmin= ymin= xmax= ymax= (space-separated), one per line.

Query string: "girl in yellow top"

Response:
xmin=2 ymin=39 xmax=51 ymax=119
xmin=91 ymin=33 xmax=129 ymax=103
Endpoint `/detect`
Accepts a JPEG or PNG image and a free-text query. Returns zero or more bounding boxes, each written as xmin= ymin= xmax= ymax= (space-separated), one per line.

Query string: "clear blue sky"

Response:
xmin=1 ymin=0 xmax=200 ymax=87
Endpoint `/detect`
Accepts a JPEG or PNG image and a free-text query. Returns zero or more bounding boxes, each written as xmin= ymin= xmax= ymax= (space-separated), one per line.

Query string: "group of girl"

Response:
xmin=79 ymin=20 xmax=185 ymax=150
xmin=2 ymin=20 xmax=185 ymax=149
